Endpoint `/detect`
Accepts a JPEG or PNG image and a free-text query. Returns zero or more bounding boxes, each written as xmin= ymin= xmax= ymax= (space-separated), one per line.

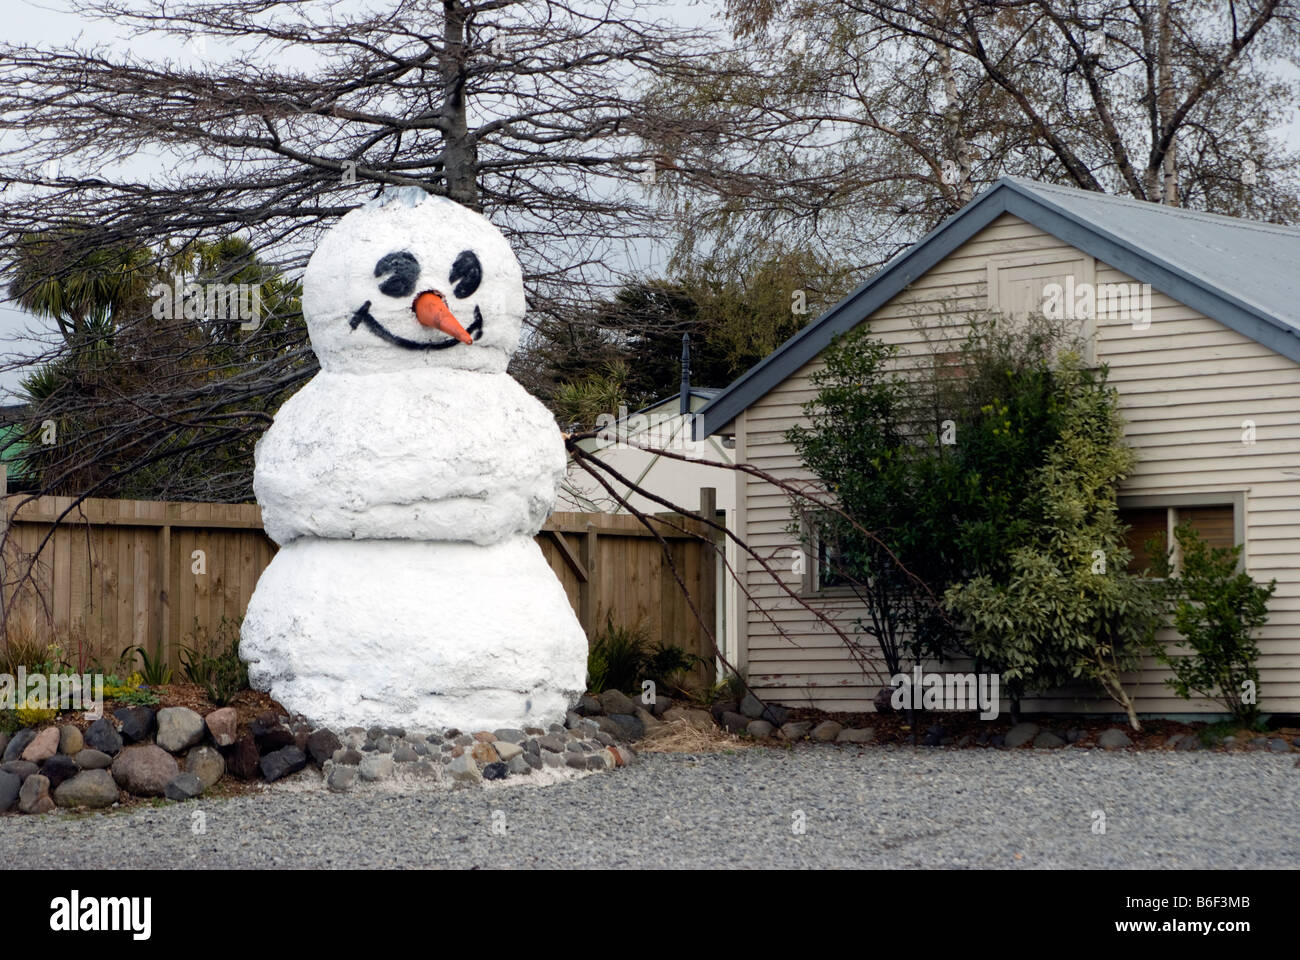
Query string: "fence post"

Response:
xmin=580 ymin=521 xmax=598 ymax=641
xmin=1 ymin=464 xmax=7 ymax=619
xmin=159 ymin=523 xmax=172 ymax=669
xmin=697 ymin=486 xmax=717 ymax=684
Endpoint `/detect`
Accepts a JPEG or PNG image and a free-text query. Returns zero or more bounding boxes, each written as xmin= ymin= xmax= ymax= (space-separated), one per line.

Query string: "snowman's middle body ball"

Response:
xmin=239 ymin=189 xmax=587 ymax=732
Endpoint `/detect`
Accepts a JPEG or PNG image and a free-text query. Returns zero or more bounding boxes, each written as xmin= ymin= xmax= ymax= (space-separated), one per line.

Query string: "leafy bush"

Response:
xmin=786 ymin=314 xmax=1078 ymax=677
xmin=179 ymin=617 xmax=249 ymax=706
xmin=789 ymin=315 xmax=1164 ymax=725
xmin=944 ymin=356 xmax=1163 ymax=728
xmin=586 ymin=615 xmax=700 ymax=695
xmin=1147 ymin=524 xmax=1275 ymax=724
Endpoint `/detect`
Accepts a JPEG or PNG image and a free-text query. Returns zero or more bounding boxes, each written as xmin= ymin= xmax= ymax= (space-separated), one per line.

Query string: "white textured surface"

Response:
xmin=254 ymin=368 xmax=565 ymax=546
xmin=302 ymin=189 xmax=525 ymax=375
xmin=241 ymin=537 xmax=588 ymax=731
xmin=242 ymin=188 xmax=586 ymax=731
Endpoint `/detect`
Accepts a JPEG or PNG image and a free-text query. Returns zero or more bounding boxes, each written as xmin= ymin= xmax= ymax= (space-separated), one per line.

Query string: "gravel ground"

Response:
xmin=4 ymin=745 xmax=1297 ymax=868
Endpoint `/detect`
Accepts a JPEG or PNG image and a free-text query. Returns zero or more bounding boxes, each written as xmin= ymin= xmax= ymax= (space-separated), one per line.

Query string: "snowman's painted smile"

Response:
xmin=348 ymin=300 xmax=483 ymax=350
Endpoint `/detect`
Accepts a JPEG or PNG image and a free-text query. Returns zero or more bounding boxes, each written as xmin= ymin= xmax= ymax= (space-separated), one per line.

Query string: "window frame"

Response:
xmin=1117 ymin=491 xmax=1247 ymax=575
xmin=799 ymin=522 xmax=859 ymax=598
xmin=986 ymin=250 xmax=1098 ymax=365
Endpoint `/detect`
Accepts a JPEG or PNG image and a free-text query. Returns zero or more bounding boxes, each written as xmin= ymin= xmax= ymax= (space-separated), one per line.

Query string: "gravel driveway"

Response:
xmin=4 ymin=745 xmax=1297 ymax=869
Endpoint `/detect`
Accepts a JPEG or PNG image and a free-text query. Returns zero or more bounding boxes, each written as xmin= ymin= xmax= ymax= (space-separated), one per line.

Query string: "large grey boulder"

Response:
xmin=836 ymin=727 xmax=875 ymax=744
xmin=164 ymin=773 xmax=204 ymax=801
xmin=597 ymin=689 xmax=638 ymax=716
xmin=811 ymin=721 xmax=843 ymax=742
xmin=156 ymin=707 xmax=206 ymax=753
xmin=261 ymin=746 xmax=308 ymax=783
xmin=779 ymin=721 xmax=813 ymax=741
xmin=1098 ymin=728 xmax=1132 ymax=750
xmin=3 ymin=729 xmax=36 ymax=763
xmin=84 ymin=717 xmax=123 ymax=756
xmin=0 ymin=770 xmax=20 ymax=811
xmin=184 ymin=746 xmax=226 ymax=790
xmin=1003 ymin=723 xmax=1039 ymax=748
xmin=54 ymin=770 xmax=120 ymax=809
xmin=111 ymin=744 xmax=180 ymax=797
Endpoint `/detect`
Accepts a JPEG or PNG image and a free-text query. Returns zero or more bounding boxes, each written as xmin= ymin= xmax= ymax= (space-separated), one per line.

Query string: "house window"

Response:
xmin=816 ymin=536 xmax=849 ymax=590
xmin=800 ymin=519 xmax=854 ymax=595
xmin=1118 ymin=494 xmax=1244 ymax=575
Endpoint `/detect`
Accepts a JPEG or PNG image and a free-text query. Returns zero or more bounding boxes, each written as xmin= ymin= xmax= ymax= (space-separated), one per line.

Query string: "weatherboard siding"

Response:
xmin=737 ymin=212 xmax=1300 ymax=715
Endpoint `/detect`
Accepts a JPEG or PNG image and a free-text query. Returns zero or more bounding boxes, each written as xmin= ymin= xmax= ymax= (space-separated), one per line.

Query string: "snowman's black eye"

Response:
xmin=374 ymin=251 xmax=420 ymax=298
xmin=449 ymin=250 xmax=481 ymax=299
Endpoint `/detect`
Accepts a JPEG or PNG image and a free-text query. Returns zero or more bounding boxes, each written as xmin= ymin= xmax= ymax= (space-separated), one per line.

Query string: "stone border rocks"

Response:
xmin=318 ymin=711 xmax=636 ymax=794
xmin=1 ymin=699 xmax=641 ymax=815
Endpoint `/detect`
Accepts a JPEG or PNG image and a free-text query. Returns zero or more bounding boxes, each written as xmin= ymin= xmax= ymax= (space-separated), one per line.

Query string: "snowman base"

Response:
xmin=239 ymin=536 xmax=588 ymax=732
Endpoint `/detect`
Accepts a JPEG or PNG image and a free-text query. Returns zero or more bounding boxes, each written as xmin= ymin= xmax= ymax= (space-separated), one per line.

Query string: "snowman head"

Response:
xmin=302 ymin=187 xmax=526 ymax=374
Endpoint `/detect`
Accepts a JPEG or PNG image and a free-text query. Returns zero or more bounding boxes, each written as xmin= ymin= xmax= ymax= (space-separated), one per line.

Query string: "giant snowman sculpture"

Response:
xmin=240 ymin=187 xmax=587 ymax=732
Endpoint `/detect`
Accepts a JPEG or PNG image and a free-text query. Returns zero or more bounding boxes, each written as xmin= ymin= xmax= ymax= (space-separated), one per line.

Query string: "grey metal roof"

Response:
xmin=694 ymin=177 xmax=1300 ymax=439
xmin=622 ymin=386 xmax=722 ymax=421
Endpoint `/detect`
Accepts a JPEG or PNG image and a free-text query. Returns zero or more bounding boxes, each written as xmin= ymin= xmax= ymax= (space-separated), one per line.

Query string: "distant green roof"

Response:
xmin=0 ymin=404 xmax=35 ymax=483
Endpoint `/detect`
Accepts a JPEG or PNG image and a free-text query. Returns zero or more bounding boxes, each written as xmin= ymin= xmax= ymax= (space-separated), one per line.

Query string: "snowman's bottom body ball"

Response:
xmin=239 ymin=535 xmax=588 ymax=731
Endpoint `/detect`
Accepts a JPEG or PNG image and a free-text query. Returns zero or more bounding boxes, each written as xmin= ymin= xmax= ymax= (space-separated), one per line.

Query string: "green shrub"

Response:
xmin=586 ymin=615 xmax=700 ymax=695
xmin=944 ymin=355 xmax=1163 ymax=729
xmin=131 ymin=640 xmax=173 ymax=686
xmin=786 ymin=314 xmax=1075 ymax=677
xmin=179 ymin=617 xmax=249 ymax=706
xmin=1147 ymin=524 xmax=1275 ymax=724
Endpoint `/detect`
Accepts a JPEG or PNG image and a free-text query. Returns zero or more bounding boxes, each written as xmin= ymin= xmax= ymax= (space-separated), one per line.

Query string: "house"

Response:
xmin=561 ymin=349 xmax=741 ymax=674
xmin=0 ymin=403 xmax=39 ymax=493
xmin=560 ymin=387 xmax=733 ymax=516
xmin=694 ymin=177 xmax=1300 ymax=716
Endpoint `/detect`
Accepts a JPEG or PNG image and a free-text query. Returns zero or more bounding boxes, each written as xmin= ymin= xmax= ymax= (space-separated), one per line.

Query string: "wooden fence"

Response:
xmin=1 ymin=487 xmax=719 ymax=686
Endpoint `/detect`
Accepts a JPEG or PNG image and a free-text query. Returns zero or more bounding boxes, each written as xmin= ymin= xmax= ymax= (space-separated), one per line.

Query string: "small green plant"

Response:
xmin=586 ymin=615 xmax=700 ymax=695
xmin=722 ymin=670 xmax=747 ymax=702
xmin=586 ymin=617 xmax=646 ymax=694
xmin=179 ymin=616 xmax=248 ymax=706
xmin=695 ymin=678 xmax=729 ymax=705
xmin=1197 ymin=718 xmax=1265 ymax=746
xmin=693 ymin=669 xmax=745 ymax=706
xmin=112 ymin=687 xmax=161 ymax=707
xmin=101 ymin=670 xmax=159 ymax=705
xmin=131 ymin=640 xmax=173 ymax=686
xmin=15 ymin=701 xmax=58 ymax=726
xmin=1148 ymin=524 xmax=1276 ymax=725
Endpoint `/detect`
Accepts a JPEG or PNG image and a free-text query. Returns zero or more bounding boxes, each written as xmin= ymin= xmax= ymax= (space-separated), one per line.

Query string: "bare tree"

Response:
xmin=0 ymin=0 xmax=717 ymax=503
xmin=646 ymin=0 xmax=1300 ymax=275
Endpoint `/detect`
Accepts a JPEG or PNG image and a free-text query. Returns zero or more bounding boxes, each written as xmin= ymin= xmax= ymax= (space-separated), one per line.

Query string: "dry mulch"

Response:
xmin=638 ymin=718 xmax=752 ymax=754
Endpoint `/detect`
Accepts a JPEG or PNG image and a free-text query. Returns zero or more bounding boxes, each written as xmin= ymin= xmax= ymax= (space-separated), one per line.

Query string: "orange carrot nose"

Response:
xmin=414 ymin=291 xmax=474 ymax=344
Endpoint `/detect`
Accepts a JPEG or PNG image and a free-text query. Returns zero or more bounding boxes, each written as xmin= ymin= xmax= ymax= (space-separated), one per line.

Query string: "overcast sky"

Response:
xmin=1 ymin=0 xmax=1297 ymax=400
